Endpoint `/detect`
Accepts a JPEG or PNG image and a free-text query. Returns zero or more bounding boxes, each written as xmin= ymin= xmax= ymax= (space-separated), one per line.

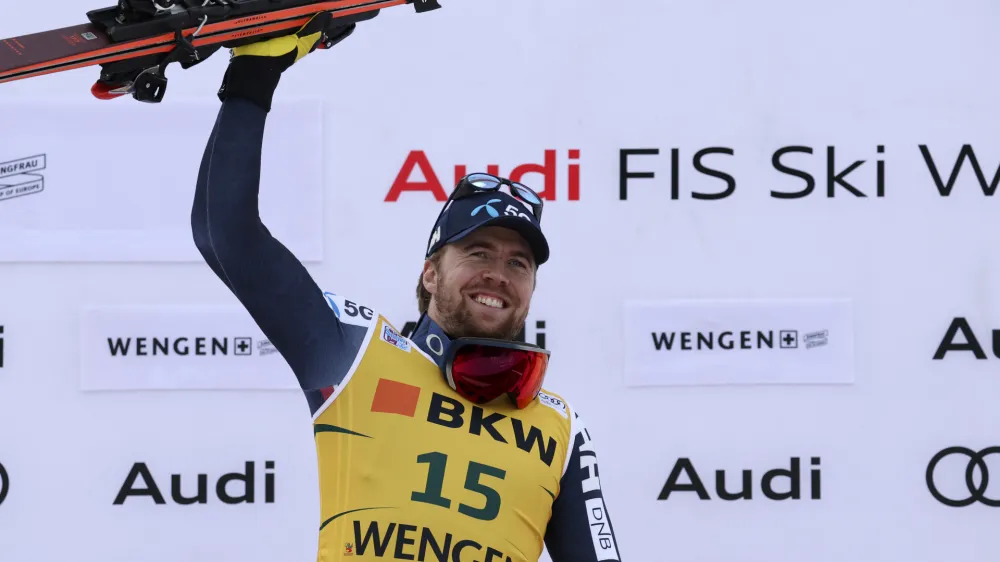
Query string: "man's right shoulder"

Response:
xmin=303 ymin=289 xmax=383 ymax=414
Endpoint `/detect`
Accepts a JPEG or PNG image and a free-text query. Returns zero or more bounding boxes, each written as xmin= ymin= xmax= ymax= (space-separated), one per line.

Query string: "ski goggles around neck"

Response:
xmin=444 ymin=337 xmax=550 ymax=410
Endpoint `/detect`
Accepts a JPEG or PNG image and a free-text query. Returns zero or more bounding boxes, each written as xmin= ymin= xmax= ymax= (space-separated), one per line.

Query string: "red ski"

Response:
xmin=0 ymin=0 xmax=441 ymax=102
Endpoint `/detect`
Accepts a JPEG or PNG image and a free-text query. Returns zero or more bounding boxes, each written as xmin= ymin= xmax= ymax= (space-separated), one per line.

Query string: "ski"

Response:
xmin=0 ymin=0 xmax=441 ymax=103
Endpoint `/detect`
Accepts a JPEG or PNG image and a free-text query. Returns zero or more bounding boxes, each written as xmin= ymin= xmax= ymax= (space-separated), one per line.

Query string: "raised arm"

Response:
xmin=190 ymin=15 xmax=365 ymax=399
xmin=545 ymin=410 xmax=624 ymax=562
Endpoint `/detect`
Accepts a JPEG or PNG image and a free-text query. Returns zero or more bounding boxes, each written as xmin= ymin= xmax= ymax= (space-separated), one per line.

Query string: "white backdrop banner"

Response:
xmin=622 ymin=298 xmax=856 ymax=387
xmin=1 ymin=1 xmax=999 ymax=562
xmin=80 ymin=306 xmax=299 ymax=391
xmin=0 ymin=101 xmax=325 ymax=263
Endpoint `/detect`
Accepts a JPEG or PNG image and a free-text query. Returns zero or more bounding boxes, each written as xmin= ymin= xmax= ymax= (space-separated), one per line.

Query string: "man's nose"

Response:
xmin=481 ymin=261 xmax=510 ymax=285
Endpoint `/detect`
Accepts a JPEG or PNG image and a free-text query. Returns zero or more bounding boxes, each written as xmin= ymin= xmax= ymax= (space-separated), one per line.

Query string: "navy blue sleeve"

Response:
xmin=544 ymin=411 xmax=623 ymax=562
xmin=190 ymin=97 xmax=369 ymax=407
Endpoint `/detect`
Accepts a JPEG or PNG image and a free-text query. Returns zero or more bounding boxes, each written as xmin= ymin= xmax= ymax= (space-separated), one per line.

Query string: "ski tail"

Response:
xmin=90 ymin=81 xmax=128 ymax=100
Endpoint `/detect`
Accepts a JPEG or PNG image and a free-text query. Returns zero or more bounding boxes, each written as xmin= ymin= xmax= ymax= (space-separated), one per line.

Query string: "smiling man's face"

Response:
xmin=422 ymin=226 xmax=537 ymax=340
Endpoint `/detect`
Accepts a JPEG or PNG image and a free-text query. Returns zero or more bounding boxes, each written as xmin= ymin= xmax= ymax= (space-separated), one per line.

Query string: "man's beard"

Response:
xmin=432 ymin=284 xmax=527 ymax=341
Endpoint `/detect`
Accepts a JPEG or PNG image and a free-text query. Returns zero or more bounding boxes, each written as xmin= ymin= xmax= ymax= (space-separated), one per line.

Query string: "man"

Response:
xmin=190 ymin=13 xmax=621 ymax=562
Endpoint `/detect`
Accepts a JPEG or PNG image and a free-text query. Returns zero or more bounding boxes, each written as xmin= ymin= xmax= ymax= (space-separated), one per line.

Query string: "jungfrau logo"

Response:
xmin=0 ymin=154 xmax=46 ymax=202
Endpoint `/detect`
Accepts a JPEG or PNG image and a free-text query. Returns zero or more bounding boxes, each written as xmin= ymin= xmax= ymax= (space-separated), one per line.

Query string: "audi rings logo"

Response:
xmin=926 ymin=446 xmax=1000 ymax=507
xmin=0 ymin=461 xmax=8 ymax=505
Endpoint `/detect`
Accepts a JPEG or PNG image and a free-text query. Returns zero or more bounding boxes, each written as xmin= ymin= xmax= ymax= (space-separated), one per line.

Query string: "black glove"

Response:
xmin=217 ymin=11 xmax=356 ymax=111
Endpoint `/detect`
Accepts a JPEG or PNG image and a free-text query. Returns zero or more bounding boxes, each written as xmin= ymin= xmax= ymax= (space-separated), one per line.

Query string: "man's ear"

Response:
xmin=422 ymin=258 xmax=439 ymax=296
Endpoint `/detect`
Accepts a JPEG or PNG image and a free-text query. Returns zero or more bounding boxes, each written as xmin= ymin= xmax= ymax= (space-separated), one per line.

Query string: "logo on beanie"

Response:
xmin=472 ymin=199 xmax=501 ymax=219
xmin=428 ymin=226 xmax=441 ymax=253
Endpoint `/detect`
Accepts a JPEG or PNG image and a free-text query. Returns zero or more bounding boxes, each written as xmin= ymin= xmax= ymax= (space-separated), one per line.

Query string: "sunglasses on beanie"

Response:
xmin=425 ymin=173 xmax=546 ymax=250
xmin=454 ymin=173 xmax=544 ymax=220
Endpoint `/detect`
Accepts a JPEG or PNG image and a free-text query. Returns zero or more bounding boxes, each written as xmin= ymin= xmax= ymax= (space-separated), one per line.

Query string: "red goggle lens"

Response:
xmin=450 ymin=345 xmax=549 ymax=409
